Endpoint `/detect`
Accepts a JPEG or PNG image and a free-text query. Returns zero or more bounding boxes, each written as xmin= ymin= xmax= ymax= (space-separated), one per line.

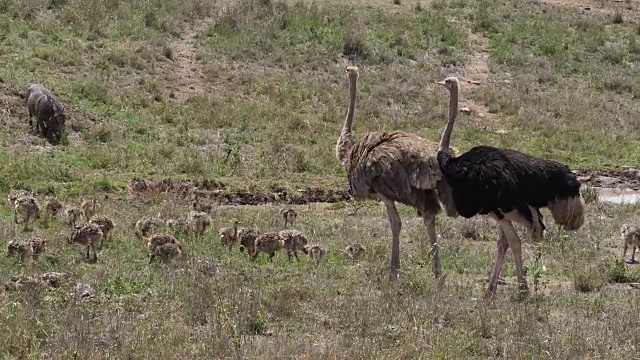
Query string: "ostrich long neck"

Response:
xmin=336 ymin=76 xmax=358 ymax=168
xmin=439 ymin=84 xmax=459 ymax=151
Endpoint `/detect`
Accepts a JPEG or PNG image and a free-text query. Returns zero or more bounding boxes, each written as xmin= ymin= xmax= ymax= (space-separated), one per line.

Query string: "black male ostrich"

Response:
xmin=435 ymin=76 xmax=585 ymax=297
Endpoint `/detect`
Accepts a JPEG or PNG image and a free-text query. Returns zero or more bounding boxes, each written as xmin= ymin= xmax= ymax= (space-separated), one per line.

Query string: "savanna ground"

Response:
xmin=0 ymin=0 xmax=639 ymax=358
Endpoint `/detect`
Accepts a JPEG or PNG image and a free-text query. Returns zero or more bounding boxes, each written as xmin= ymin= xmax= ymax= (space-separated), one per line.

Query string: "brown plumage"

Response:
xmin=65 ymin=206 xmax=84 ymax=227
xmin=146 ymin=233 xmax=179 ymax=263
xmin=89 ymin=216 xmax=115 ymax=249
xmin=13 ymin=196 xmax=41 ymax=231
xmin=68 ymin=223 xmax=103 ymax=263
xmin=621 ymin=223 xmax=640 ymax=263
xmin=135 ymin=216 xmax=165 ymax=239
xmin=279 ymin=208 xmax=298 ymax=227
xmin=279 ymin=229 xmax=308 ymax=262
xmin=7 ymin=237 xmax=47 ymax=261
xmin=80 ymin=198 xmax=100 ymax=221
xmin=188 ymin=210 xmax=211 ymax=239
xmin=238 ymin=227 xmax=261 ymax=255
xmin=303 ymin=243 xmax=327 ymax=265
xmin=147 ymin=232 xmax=178 ymax=251
xmin=219 ymin=220 xmax=240 ymax=251
xmin=344 ymin=243 xmax=366 ymax=263
xmin=44 ymin=195 xmax=63 ymax=217
xmin=8 ymin=189 xmax=31 ymax=205
xmin=252 ymin=232 xmax=285 ymax=262
xmin=335 ymin=66 xmax=454 ymax=281
xmin=150 ymin=242 xmax=184 ymax=263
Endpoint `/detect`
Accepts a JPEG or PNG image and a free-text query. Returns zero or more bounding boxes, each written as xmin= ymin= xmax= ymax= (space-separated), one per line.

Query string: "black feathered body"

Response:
xmin=437 ymin=145 xmax=583 ymax=230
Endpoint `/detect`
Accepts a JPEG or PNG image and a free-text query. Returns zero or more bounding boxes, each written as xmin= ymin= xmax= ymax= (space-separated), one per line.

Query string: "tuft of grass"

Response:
xmin=581 ymin=185 xmax=599 ymax=204
xmin=611 ymin=10 xmax=624 ymax=24
xmin=573 ymin=265 xmax=606 ymax=293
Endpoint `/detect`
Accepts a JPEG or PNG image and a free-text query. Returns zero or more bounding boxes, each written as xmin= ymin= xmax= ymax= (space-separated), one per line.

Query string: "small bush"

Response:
xmin=573 ymin=265 xmax=606 ymax=293
xmin=343 ymin=28 xmax=368 ymax=60
xmin=611 ymin=10 xmax=623 ymax=24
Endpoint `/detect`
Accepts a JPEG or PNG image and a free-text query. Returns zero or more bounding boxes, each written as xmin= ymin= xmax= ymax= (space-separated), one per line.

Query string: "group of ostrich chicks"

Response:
xmin=135 ymin=205 xmax=366 ymax=265
xmin=5 ymin=189 xmax=369 ymax=266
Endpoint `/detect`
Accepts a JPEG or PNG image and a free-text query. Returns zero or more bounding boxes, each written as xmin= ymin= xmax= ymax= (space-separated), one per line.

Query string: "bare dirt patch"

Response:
xmin=166 ymin=17 xmax=216 ymax=104
xmin=457 ymin=32 xmax=508 ymax=131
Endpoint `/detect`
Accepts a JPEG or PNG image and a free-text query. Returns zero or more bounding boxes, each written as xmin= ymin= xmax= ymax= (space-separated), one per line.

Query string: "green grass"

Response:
xmin=1 ymin=0 xmax=640 ymax=357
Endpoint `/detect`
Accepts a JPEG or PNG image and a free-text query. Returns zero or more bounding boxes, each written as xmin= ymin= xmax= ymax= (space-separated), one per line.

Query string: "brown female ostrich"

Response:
xmin=335 ymin=66 xmax=456 ymax=281
xmin=435 ymin=76 xmax=585 ymax=297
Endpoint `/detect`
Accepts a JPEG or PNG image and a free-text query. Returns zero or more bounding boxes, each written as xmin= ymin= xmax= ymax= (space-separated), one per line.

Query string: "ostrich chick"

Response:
xmin=150 ymin=242 xmax=184 ymax=263
xmin=68 ymin=223 xmax=103 ymax=263
xmin=219 ymin=220 xmax=241 ymax=251
xmin=252 ymin=232 xmax=285 ymax=262
xmin=621 ymin=223 xmax=640 ymax=263
xmin=188 ymin=210 xmax=211 ymax=239
xmin=8 ymin=189 xmax=31 ymax=205
xmin=238 ymin=227 xmax=261 ymax=255
xmin=44 ymin=195 xmax=63 ymax=217
xmin=89 ymin=216 xmax=115 ymax=249
xmin=135 ymin=216 xmax=165 ymax=239
xmin=279 ymin=208 xmax=298 ymax=227
xmin=7 ymin=237 xmax=47 ymax=262
xmin=279 ymin=229 xmax=308 ymax=262
xmin=65 ymin=206 xmax=84 ymax=227
xmin=80 ymin=198 xmax=100 ymax=220
xmin=146 ymin=233 xmax=179 ymax=263
xmin=303 ymin=243 xmax=327 ymax=265
xmin=345 ymin=243 xmax=366 ymax=263
xmin=14 ymin=196 xmax=41 ymax=231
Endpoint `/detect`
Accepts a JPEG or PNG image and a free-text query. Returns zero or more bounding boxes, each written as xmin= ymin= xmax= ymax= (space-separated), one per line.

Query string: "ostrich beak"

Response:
xmin=436 ymin=80 xmax=446 ymax=85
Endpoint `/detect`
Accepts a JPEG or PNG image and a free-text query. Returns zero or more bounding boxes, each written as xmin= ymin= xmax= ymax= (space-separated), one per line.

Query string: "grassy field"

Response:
xmin=0 ymin=0 xmax=639 ymax=358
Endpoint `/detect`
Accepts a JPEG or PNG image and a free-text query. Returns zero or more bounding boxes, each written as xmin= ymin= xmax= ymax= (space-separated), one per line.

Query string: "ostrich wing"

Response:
xmin=347 ymin=131 xmax=443 ymax=203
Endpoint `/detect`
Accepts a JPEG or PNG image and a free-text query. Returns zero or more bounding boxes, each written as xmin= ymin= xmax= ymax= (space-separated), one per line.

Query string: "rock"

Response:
xmin=622 ymin=168 xmax=640 ymax=179
xmin=596 ymin=176 xmax=619 ymax=187
xmin=41 ymin=272 xmax=69 ymax=288
xmin=75 ymin=282 xmax=93 ymax=298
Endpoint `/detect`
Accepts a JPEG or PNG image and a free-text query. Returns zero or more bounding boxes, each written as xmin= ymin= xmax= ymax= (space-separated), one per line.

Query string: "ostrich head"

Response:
xmin=436 ymin=76 xmax=459 ymax=91
xmin=621 ymin=223 xmax=634 ymax=237
xmin=346 ymin=66 xmax=359 ymax=80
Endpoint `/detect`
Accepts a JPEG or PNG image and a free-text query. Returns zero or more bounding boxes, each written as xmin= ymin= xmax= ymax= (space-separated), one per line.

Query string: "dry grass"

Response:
xmin=0 ymin=194 xmax=639 ymax=358
xmin=0 ymin=0 xmax=639 ymax=357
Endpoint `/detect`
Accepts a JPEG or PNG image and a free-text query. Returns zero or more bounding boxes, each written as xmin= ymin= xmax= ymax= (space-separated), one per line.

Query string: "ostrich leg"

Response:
xmin=486 ymin=225 xmax=509 ymax=297
xmin=423 ymin=215 xmax=442 ymax=279
xmin=383 ymin=199 xmax=401 ymax=281
xmin=502 ymin=220 xmax=529 ymax=296
xmin=527 ymin=205 xmax=544 ymax=242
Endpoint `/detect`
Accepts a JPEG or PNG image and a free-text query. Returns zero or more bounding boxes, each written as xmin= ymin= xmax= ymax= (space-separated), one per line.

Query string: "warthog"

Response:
xmin=26 ymin=84 xmax=66 ymax=144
